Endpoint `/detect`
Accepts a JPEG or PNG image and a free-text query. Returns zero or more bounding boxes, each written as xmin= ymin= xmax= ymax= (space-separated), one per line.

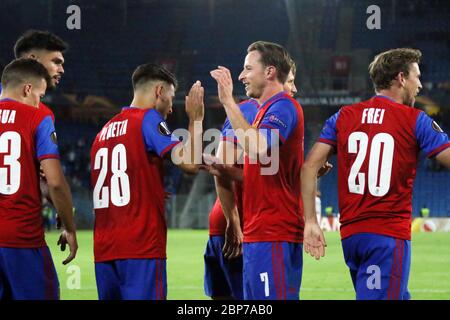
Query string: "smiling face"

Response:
xmin=401 ymin=62 xmax=422 ymax=107
xmin=238 ymin=50 xmax=267 ymax=99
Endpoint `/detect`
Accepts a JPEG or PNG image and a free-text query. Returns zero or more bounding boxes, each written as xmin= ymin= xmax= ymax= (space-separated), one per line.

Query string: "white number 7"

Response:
xmin=260 ymin=272 xmax=270 ymax=297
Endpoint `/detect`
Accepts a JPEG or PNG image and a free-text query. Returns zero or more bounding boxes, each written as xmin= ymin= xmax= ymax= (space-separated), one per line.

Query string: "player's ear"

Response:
xmin=23 ymin=83 xmax=32 ymax=97
xmin=396 ymin=72 xmax=406 ymax=87
xmin=155 ymin=84 xmax=164 ymax=99
xmin=265 ymin=66 xmax=276 ymax=81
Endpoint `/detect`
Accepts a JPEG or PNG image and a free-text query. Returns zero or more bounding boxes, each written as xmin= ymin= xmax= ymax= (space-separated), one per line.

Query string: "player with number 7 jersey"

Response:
xmin=90 ymin=63 xmax=204 ymax=300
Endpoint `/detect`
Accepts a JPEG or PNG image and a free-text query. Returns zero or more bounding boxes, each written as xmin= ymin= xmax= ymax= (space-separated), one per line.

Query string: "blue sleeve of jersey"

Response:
xmin=220 ymin=117 xmax=236 ymax=143
xmin=415 ymin=112 xmax=450 ymax=157
xmin=142 ymin=109 xmax=181 ymax=157
xmin=318 ymin=111 xmax=340 ymax=146
xmin=221 ymin=101 xmax=259 ymax=144
xmin=259 ymin=99 xmax=298 ymax=149
xmin=35 ymin=116 xmax=60 ymax=160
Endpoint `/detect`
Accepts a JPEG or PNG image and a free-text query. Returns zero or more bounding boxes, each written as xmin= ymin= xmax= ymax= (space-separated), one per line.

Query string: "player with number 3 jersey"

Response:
xmin=0 ymin=59 xmax=77 ymax=300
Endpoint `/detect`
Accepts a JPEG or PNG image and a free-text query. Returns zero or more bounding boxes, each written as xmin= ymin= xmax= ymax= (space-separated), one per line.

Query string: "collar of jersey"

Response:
xmin=374 ymin=95 xmax=397 ymax=103
xmin=0 ymin=98 xmax=15 ymax=102
xmin=260 ymin=91 xmax=286 ymax=109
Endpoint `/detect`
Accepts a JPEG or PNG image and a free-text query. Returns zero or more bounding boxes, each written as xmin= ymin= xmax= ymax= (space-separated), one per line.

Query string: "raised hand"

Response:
xmin=210 ymin=66 xmax=235 ymax=107
xmin=185 ymin=80 xmax=204 ymax=122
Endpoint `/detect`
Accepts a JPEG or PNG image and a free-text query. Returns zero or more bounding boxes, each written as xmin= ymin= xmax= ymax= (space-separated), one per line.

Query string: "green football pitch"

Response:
xmin=46 ymin=230 xmax=450 ymax=300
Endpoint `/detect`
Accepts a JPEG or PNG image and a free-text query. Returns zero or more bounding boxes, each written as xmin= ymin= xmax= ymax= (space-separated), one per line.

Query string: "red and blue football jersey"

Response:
xmin=319 ymin=95 xmax=450 ymax=240
xmin=209 ymin=99 xmax=259 ymax=236
xmin=91 ymin=107 xmax=180 ymax=262
xmin=0 ymin=99 xmax=59 ymax=248
xmin=242 ymin=92 xmax=305 ymax=243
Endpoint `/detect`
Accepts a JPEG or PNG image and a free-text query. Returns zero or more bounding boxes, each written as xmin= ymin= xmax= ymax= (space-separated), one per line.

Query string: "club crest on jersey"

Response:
xmin=50 ymin=131 xmax=58 ymax=144
xmin=432 ymin=121 xmax=444 ymax=133
xmin=158 ymin=121 xmax=171 ymax=136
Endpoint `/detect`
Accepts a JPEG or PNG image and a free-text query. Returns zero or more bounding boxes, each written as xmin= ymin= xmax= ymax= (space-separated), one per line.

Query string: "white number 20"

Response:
xmin=348 ymin=132 xmax=394 ymax=197
xmin=93 ymin=144 xmax=130 ymax=209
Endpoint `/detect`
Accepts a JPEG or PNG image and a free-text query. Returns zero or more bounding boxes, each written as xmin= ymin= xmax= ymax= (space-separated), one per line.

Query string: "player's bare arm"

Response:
xmin=435 ymin=148 xmax=450 ymax=169
xmin=210 ymin=66 xmax=269 ymax=159
xmin=214 ymin=140 xmax=243 ymax=259
xmin=172 ymin=81 xmax=204 ymax=174
xmin=301 ymin=142 xmax=333 ymax=260
xmin=40 ymin=158 xmax=78 ymax=265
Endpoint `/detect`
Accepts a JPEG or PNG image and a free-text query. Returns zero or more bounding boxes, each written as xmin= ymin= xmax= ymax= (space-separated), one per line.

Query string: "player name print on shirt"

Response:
xmin=361 ymin=108 xmax=385 ymax=124
xmin=99 ymin=119 xmax=128 ymax=141
xmin=0 ymin=109 xmax=16 ymax=124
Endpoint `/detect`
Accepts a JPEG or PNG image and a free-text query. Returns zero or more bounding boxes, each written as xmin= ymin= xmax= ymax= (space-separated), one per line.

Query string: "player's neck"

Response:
xmin=258 ymin=83 xmax=284 ymax=105
xmin=0 ymin=91 xmax=23 ymax=105
xmin=376 ymin=89 xmax=403 ymax=105
xmin=130 ymin=96 xmax=155 ymax=110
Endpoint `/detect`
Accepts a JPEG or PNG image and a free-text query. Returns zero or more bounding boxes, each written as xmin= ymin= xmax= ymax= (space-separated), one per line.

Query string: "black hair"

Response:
xmin=132 ymin=63 xmax=178 ymax=90
xmin=1 ymin=58 xmax=51 ymax=89
xmin=14 ymin=30 xmax=68 ymax=58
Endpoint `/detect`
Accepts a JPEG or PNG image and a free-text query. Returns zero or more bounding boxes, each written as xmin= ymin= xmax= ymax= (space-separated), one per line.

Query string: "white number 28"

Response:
xmin=93 ymin=144 xmax=130 ymax=209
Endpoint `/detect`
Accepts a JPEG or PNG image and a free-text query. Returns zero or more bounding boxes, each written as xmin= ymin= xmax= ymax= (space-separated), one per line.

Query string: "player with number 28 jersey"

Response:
xmin=91 ymin=63 xmax=204 ymax=300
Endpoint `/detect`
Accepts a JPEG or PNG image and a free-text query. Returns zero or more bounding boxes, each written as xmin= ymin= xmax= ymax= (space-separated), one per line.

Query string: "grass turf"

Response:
xmin=46 ymin=230 xmax=450 ymax=300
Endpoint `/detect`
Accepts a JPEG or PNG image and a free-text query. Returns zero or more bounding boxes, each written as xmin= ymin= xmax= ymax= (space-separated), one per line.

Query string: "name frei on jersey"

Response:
xmin=319 ymin=95 xmax=450 ymax=240
xmin=90 ymin=107 xmax=180 ymax=262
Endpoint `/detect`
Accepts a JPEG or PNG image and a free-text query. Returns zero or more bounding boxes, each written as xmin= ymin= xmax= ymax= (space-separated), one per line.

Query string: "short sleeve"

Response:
xmin=142 ymin=109 xmax=181 ymax=157
xmin=35 ymin=116 xmax=60 ymax=160
xmin=415 ymin=112 xmax=450 ymax=157
xmin=318 ymin=111 xmax=340 ymax=147
xmin=221 ymin=100 xmax=259 ymax=145
xmin=258 ymin=99 xmax=298 ymax=149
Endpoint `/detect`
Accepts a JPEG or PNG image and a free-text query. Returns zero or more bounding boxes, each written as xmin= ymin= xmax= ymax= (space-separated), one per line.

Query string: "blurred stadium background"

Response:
xmin=1 ymin=0 xmax=449 ymax=299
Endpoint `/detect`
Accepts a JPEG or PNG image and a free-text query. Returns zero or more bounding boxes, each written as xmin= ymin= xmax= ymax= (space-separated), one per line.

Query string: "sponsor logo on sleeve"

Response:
xmin=268 ymin=115 xmax=287 ymax=128
xmin=158 ymin=121 xmax=171 ymax=136
xmin=50 ymin=132 xmax=58 ymax=144
xmin=432 ymin=121 xmax=444 ymax=133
